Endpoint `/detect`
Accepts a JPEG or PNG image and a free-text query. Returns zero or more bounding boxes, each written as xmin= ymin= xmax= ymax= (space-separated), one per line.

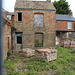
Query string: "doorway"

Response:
xmin=8 ymin=37 xmax=9 ymax=49
xmin=35 ymin=33 xmax=44 ymax=47
xmin=15 ymin=32 xmax=23 ymax=51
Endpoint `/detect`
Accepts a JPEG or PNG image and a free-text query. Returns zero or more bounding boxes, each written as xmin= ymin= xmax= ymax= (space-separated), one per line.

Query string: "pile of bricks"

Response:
xmin=35 ymin=48 xmax=57 ymax=61
xmin=19 ymin=48 xmax=35 ymax=58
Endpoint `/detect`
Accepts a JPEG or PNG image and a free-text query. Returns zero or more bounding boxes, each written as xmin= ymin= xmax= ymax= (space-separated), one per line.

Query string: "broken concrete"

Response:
xmin=19 ymin=48 xmax=35 ymax=57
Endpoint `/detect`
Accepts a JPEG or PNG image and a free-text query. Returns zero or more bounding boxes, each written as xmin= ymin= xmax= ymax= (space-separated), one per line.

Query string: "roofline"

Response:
xmin=15 ymin=8 xmax=56 ymax=11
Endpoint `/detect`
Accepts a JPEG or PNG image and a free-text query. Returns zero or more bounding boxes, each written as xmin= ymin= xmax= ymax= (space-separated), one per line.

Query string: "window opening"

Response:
xmin=18 ymin=13 xmax=22 ymax=21
xmin=17 ymin=36 xmax=22 ymax=44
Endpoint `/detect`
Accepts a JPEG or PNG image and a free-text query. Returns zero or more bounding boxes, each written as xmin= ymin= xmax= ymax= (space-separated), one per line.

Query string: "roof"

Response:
xmin=56 ymin=14 xmax=75 ymax=21
xmin=9 ymin=12 xmax=14 ymax=15
xmin=15 ymin=0 xmax=55 ymax=10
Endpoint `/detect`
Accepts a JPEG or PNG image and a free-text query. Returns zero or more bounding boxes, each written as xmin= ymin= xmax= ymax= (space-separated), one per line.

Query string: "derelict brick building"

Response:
xmin=14 ymin=0 xmax=56 ymax=50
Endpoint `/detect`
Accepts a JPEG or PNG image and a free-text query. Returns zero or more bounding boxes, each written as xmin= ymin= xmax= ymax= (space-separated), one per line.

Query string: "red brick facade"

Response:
xmin=56 ymin=19 xmax=75 ymax=46
xmin=13 ymin=0 xmax=56 ymax=50
xmin=56 ymin=21 xmax=75 ymax=31
xmin=14 ymin=10 xmax=56 ymax=49
xmin=3 ymin=10 xmax=13 ymax=59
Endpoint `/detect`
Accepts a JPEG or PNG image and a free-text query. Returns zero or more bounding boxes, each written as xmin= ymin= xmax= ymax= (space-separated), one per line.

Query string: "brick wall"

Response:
xmin=14 ymin=10 xmax=56 ymax=49
xmin=3 ymin=10 xmax=12 ymax=60
xmin=3 ymin=20 xmax=12 ymax=60
xmin=56 ymin=20 xmax=75 ymax=31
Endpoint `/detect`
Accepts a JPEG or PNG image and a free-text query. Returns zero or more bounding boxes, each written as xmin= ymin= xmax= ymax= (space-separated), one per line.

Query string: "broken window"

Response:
xmin=18 ymin=13 xmax=22 ymax=21
xmin=34 ymin=14 xmax=44 ymax=27
xmin=17 ymin=36 xmax=22 ymax=44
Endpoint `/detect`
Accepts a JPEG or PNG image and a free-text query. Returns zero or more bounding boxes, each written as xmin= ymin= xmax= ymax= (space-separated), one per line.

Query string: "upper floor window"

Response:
xmin=7 ymin=15 xmax=11 ymax=20
xmin=17 ymin=13 xmax=22 ymax=21
xmin=34 ymin=14 xmax=44 ymax=27
xmin=67 ymin=22 xmax=72 ymax=29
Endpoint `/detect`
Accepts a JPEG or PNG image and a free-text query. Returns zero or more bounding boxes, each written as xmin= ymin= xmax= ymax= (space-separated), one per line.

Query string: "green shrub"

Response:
xmin=23 ymin=59 xmax=28 ymax=63
xmin=5 ymin=46 xmax=75 ymax=75
xmin=7 ymin=50 xmax=11 ymax=58
xmin=35 ymin=39 xmax=43 ymax=47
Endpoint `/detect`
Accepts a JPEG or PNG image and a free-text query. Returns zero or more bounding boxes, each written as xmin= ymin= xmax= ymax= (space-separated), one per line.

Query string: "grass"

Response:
xmin=4 ymin=46 xmax=75 ymax=75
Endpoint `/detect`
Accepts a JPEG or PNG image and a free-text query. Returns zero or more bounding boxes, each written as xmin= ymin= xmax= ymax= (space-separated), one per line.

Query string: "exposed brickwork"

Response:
xmin=47 ymin=0 xmax=51 ymax=2
xmin=14 ymin=10 xmax=56 ymax=49
xmin=56 ymin=20 xmax=75 ymax=31
xmin=3 ymin=23 xmax=11 ymax=60
xmin=3 ymin=10 xmax=13 ymax=60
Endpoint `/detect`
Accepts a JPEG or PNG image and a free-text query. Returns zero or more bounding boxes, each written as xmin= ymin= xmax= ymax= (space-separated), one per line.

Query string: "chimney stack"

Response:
xmin=69 ymin=10 xmax=72 ymax=16
xmin=47 ymin=0 xmax=51 ymax=2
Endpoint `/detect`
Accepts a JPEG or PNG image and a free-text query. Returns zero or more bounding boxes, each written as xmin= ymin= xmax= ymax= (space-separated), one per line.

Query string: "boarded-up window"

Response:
xmin=34 ymin=14 xmax=44 ymax=27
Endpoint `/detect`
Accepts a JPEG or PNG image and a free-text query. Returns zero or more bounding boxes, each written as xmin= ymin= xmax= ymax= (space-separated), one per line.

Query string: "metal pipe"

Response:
xmin=0 ymin=0 xmax=4 ymax=74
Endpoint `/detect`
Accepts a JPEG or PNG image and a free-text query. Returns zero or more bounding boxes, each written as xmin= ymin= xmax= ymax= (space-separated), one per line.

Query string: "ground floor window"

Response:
xmin=17 ymin=36 xmax=22 ymax=44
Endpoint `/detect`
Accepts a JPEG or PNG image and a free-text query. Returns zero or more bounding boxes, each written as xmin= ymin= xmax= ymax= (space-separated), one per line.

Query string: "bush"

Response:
xmin=7 ymin=50 xmax=11 ymax=58
xmin=35 ymin=39 xmax=43 ymax=47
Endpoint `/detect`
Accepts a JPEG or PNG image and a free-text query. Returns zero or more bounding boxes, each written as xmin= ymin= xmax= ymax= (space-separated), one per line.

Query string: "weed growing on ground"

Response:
xmin=5 ymin=46 xmax=75 ymax=75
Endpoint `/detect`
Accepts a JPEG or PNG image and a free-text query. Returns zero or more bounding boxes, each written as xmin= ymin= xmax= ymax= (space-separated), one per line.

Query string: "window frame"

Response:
xmin=67 ymin=22 xmax=72 ymax=29
xmin=17 ymin=12 xmax=22 ymax=22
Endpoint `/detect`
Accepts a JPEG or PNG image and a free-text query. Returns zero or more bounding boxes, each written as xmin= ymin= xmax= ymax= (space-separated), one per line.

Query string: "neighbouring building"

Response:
xmin=3 ymin=9 xmax=13 ymax=59
xmin=13 ymin=0 xmax=56 ymax=51
xmin=56 ymin=13 xmax=75 ymax=46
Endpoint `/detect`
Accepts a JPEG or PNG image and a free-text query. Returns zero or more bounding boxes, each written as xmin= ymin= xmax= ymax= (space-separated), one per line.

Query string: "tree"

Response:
xmin=53 ymin=0 xmax=70 ymax=14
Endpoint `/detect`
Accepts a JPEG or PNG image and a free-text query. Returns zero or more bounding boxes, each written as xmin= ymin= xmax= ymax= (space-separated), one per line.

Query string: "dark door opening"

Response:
xmin=8 ymin=37 xmax=9 ymax=49
xmin=18 ymin=13 xmax=22 ymax=21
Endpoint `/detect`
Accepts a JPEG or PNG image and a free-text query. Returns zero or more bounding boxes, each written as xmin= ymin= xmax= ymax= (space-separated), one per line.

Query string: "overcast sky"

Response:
xmin=3 ymin=0 xmax=75 ymax=18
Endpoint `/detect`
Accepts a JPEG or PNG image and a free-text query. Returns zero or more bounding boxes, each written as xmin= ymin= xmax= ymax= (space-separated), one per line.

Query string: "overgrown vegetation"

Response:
xmin=5 ymin=46 xmax=75 ymax=75
xmin=35 ymin=39 xmax=43 ymax=47
xmin=7 ymin=50 xmax=11 ymax=59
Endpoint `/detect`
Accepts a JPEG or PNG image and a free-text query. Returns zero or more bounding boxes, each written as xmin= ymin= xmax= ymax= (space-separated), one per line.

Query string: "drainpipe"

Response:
xmin=0 ymin=0 xmax=4 ymax=75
